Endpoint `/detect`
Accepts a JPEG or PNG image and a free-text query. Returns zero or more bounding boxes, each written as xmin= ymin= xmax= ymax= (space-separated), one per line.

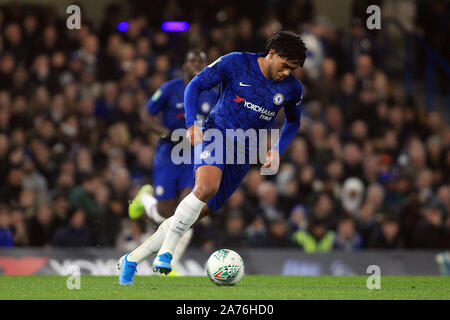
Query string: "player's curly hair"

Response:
xmin=265 ymin=31 xmax=307 ymax=67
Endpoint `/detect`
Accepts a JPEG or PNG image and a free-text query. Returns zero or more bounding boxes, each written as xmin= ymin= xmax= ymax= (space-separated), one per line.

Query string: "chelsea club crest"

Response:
xmin=273 ymin=93 xmax=284 ymax=105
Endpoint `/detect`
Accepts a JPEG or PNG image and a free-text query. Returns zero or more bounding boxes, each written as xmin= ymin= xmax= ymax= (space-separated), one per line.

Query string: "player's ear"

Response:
xmin=267 ymin=49 xmax=276 ymax=58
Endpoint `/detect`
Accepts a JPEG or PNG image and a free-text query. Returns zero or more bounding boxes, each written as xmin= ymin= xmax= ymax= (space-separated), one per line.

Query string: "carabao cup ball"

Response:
xmin=206 ymin=249 xmax=245 ymax=286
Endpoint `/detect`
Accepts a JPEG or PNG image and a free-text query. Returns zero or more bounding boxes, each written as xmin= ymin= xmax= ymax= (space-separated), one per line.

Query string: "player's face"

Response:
xmin=269 ymin=53 xmax=301 ymax=82
xmin=183 ymin=52 xmax=207 ymax=81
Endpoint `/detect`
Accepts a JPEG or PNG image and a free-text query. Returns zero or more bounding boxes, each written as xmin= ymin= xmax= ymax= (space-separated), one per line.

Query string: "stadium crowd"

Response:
xmin=0 ymin=0 xmax=449 ymax=252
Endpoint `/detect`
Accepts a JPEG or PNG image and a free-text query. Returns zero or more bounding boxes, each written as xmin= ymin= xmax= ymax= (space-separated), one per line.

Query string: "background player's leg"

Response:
xmin=156 ymin=199 xmax=177 ymax=219
xmin=156 ymin=165 xmax=222 ymax=260
xmin=139 ymin=191 xmax=173 ymax=223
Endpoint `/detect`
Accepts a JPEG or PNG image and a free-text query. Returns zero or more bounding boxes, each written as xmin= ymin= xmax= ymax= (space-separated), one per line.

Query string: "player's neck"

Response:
xmin=257 ymin=56 xmax=271 ymax=80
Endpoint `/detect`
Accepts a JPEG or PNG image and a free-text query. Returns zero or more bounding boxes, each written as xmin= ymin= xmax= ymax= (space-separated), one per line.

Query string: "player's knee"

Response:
xmin=192 ymin=184 xmax=218 ymax=202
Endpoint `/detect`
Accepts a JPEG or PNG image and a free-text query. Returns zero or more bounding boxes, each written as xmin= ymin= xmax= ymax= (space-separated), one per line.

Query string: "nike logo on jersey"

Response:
xmin=239 ymin=82 xmax=251 ymax=87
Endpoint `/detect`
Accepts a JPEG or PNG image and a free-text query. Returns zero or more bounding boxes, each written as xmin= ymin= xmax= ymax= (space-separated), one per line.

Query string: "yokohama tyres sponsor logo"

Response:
xmin=233 ymin=95 xmax=275 ymax=121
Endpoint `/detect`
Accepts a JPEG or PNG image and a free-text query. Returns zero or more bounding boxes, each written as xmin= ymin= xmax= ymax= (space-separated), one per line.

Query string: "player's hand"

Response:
xmin=261 ymin=149 xmax=280 ymax=173
xmin=186 ymin=125 xmax=204 ymax=146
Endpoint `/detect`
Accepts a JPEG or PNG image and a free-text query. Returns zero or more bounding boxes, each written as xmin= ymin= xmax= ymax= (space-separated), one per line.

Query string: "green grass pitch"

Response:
xmin=0 ymin=275 xmax=449 ymax=300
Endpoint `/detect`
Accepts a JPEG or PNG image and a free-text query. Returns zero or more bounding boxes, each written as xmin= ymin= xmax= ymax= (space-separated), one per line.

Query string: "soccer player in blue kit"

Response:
xmin=119 ymin=50 xmax=216 ymax=281
xmin=127 ymin=50 xmax=216 ymax=223
xmin=119 ymin=31 xmax=307 ymax=284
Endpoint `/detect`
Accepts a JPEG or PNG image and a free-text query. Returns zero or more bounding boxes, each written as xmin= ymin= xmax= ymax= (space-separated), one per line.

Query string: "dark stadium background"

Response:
xmin=0 ymin=0 xmax=448 ymax=274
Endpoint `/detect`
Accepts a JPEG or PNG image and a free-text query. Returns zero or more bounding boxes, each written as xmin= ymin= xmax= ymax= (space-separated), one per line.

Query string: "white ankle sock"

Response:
xmin=158 ymin=193 xmax=205 ymax=256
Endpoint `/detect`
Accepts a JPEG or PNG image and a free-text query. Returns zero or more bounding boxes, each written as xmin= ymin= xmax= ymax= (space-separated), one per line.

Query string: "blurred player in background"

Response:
xmin=119 ymin=31 xmax=307 ymax=284
xmin=120 ymin=50 xmax=217 ymax=280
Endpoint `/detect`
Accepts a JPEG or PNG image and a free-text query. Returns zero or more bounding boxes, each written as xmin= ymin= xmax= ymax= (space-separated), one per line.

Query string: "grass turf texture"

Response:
xmin=0 ymin=275 xmax=449 ymax=300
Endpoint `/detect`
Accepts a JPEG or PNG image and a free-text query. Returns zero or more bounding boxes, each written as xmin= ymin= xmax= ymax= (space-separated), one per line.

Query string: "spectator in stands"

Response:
xmin=334 ymin=217 xmax=362 ymax=250
xmin=216 ymin=210 xmax=248 ymax=248
xmin=10 ymin=207 xmax=28 ymax=246
xmin=246 ymin=215 xmax=268 ymax=247
xmin=52 ymin=207 xmax=92 ymax=247
xmin=368 ymin=216 xmax=405 ymax=249
xmin=410 ymin=205 xmax=450 ymax=249
xmin=0 ymin=206 xmax=14 ymax=247
xmin=292 ymin=217 xmax=336 ymax=253
xmin=69 ymin=173 xmax=101 ymax=217
xmin=27 ymin=203 xmax=61 ymax=247
xmin=264 ymin=217 xmax=294 ymax=247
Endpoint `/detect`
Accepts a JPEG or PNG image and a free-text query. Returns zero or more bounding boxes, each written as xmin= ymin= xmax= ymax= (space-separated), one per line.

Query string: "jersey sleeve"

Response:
xmin=284 ymin=82 xmax=303 ymax=123
xmin=273 ymin=80 xmax=303 ymax=155
xmin=146 ymin=82 xmax=169 ymax=115
xmin=184 ymin=52 xmax=238 ymax=128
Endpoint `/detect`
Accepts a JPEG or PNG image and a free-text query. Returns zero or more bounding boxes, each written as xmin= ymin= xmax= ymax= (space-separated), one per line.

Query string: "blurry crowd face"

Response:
xmin=70 ymin=209 xmax=86 ymax=229
xmin=0 ymin=54 xmax=15 ymax=74
xmin=314 ymin=193 xmax=333 ymax=218
xmin=183 ymin=51 xmax=207 ymax=81
xmin=289 ymin=138 xmax=309 ymax=166
xmin=321 ymin=58 xmax=336 ymax=79
xmin=424 ymin=208 xmax=442 ymax=226
xmin=381 ymin=220 xmax=399 ymax=242
xmin=226 ymin=214 xmax=245 ymax=235
xmin=341 ymin=73 xmax=356 ymax=93
xmin=343 ymin=143 xmax=362 ymax=165
xmin=337 ymin=218 xmax=355 ymax=238
xmin=37 ymin=204 xmax=53 ymax=226
xmin=356 ymin=55 xmax=373 ymax=79
xmin=0 ymin=134 xmax=9 ymax=155
xmin=325 ymin=106 xmax=343 ymax=131
xmin=258 ymin=181 xmax=278 ymax=206
xmin=227 ymin=189 xmax=245 ymax=209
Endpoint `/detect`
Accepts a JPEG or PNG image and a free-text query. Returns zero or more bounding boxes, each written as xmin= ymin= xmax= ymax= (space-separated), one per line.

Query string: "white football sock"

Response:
xmin=141 ymin=191 xmax=166 ymax=224
xmin=172 ymin=228 xmax=193 ymax=267
xmin=126 ymin=217 xmax=194 ymax=264
xmin=158 ymin=193 xmax=205 ymax=256
xmin=127 ymin=216 xmax=173 ymax=263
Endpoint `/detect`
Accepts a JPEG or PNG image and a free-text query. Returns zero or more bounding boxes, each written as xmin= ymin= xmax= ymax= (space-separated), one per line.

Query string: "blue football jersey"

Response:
xmin=185 ymin=52 xmax=303 ymax=132
xmin=147 ymin=78 xmax=217 ymax=131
